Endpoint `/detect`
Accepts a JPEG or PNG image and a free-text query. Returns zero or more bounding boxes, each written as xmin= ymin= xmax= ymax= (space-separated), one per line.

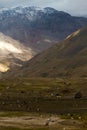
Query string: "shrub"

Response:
xmin=75 ymin=91 xmax=82 ymax=99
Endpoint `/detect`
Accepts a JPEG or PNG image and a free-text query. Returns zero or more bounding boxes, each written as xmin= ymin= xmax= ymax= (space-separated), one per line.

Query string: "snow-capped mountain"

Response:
xmin=0 ymin=7 xmax=58 ymax=20
xmin=0 ymin=6 xmax=87 ymax=52
xmin=0 ymin=33 xmax=35 ymax=72
xmin=0 ymin=6 xmax=87 ymax=73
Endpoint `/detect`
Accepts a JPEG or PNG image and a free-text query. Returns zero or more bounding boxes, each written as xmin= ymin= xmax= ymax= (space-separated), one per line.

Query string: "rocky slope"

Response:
xmin=8 ymin=26 xmax=87 ymax=78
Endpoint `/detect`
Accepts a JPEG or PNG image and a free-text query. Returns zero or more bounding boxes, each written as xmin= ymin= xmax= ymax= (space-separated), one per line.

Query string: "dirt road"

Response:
xmin=0 ymin=113 xmax=84 ymax=130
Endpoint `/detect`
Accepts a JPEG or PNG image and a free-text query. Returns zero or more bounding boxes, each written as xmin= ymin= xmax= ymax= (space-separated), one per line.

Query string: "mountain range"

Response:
xmin=0 ymin=6 xmax=87 ymax=52
xmin=0 ymin=6 xmax=87 ymax=75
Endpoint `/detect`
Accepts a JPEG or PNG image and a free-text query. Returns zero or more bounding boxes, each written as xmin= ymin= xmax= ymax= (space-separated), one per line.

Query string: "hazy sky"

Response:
xmin=0 ymin=0 xmax=87 ymax=16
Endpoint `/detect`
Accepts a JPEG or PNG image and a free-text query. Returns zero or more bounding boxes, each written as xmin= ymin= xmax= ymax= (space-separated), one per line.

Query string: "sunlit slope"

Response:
xmin=15 ymin=26 xmax=87 ymax=78
xmin=0 ymin=33 xmax=35 ymax=72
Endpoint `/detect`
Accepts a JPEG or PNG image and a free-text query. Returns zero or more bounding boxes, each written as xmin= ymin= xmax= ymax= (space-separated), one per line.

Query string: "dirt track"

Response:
xmin=0 ymin=115 xmax=64 ymax=129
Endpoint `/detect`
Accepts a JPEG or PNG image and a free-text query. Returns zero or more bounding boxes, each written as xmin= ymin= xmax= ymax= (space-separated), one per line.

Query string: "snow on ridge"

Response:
xmin=0 ymin=6 xmax=57 ymax=15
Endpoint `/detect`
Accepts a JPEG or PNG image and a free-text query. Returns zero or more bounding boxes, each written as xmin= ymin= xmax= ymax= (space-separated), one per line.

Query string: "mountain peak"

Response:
xmin=0 ymin=6 xmax=70 ymax=16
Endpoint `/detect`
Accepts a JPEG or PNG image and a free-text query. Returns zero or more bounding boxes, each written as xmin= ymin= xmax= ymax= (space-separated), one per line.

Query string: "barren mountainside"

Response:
xmin=7 ymin=26 xmax=87 ymax=78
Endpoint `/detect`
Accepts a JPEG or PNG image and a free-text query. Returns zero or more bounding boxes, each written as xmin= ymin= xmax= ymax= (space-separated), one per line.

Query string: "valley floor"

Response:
xmin=0 ymin=78 xmax=87 ymax=129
